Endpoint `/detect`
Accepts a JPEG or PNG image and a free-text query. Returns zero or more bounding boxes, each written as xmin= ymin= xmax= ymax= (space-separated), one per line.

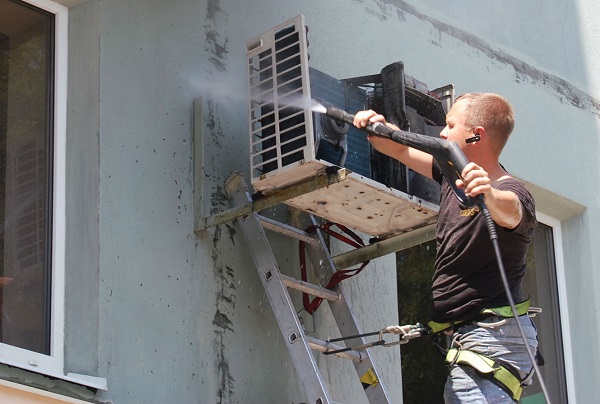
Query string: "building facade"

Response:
xmin=0 ymin=0 xmax=598 ymax=402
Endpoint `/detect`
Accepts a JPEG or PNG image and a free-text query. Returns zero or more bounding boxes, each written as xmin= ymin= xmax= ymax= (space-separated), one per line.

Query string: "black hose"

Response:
xmin=480 ymin=202 xmax=551 ymax=403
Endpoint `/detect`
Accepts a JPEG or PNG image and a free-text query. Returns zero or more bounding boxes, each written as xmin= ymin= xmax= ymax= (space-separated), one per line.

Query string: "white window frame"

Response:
xmin=536 ymin=212 xmax=577 ymax=404
xmin=0 ymin=0 xmax=68 ymax=379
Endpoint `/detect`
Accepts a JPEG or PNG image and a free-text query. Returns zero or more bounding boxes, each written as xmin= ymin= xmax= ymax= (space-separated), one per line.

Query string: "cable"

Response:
xmin=479 ymin=202 xmax=552 ymax=404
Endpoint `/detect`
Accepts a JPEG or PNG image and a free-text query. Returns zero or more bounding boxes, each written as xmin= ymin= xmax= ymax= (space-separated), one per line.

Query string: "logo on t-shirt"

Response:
xmin=460 ymin=206 xmax=480 ymax=217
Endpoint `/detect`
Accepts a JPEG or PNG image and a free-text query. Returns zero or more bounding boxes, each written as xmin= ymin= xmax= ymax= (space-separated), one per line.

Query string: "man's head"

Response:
xmin=454 ymin=92 xmax=515 ymax=153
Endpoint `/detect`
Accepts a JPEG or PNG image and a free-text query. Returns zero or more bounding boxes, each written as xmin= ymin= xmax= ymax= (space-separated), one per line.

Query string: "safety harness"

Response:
xmin=428 ymin=299 xmax=540 ymax=403
xmin=446 ymin=348 xmax=526 ymax=402
xmin=427 ymin=299 xmax=532 ymax=334
xmin=322 ymin=300 xmax=541 ymax=402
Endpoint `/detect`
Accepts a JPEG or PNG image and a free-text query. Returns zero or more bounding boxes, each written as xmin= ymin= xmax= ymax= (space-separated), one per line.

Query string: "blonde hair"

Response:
xmin=456 ymin=92 xmax=515 ymax=151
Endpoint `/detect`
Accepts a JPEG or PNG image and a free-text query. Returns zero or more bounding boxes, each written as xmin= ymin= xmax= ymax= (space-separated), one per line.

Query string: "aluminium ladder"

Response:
xmin=224 ymin=172 xmax=393 ymax=404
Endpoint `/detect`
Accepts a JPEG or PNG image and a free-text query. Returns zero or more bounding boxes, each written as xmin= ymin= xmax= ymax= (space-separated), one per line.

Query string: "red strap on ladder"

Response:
xmin=299 ymin=222 xmax=370 ymax=314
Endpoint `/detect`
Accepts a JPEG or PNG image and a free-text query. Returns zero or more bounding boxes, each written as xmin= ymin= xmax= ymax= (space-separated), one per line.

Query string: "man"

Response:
xmin=354 ymin=93 xmax=538 ymax=402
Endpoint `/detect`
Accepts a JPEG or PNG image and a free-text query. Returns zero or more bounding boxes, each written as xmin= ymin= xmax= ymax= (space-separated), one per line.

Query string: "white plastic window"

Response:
xmin=0 ymin=0 xmax=67 ymax=377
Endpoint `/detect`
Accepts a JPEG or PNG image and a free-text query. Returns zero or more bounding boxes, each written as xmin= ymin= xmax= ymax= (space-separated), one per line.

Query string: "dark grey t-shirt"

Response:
xmin=431 ymin=162 xmax=536 ymax=322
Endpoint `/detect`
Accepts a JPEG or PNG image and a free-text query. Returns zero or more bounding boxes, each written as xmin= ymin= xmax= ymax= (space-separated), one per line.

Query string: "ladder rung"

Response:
xmin=257 ymin=214 xmax=318 ymax=245
xmin=307 ymin=336 xmax=363 ymax=362
xmin=280 ymin=274 xmax=340 ymax=302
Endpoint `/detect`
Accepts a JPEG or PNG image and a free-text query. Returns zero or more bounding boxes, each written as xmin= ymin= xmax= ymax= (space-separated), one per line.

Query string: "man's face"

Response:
xmin=440 ymin=100 xmax=472 ymax=144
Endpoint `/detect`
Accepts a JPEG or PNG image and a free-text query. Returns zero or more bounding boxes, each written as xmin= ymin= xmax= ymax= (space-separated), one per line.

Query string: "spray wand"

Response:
xmin=323 ymin=106 xmax=478 ymax=207
xmin=321 ymin=105 xmax=551 ymax=403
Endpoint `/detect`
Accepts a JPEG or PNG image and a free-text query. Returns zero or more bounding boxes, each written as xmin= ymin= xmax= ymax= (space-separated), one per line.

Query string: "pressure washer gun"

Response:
xmin=323 ymin=106 xmax=480 ymax=207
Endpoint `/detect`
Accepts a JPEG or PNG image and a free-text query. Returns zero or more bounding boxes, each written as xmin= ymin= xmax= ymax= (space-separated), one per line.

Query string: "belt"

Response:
xmin=428 ymin=299 xmax=531 ymax=334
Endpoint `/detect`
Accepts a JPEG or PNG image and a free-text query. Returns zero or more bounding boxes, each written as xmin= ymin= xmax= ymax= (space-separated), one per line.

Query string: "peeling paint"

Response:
xmin=380 ymin=0 xmax=600 ymax=116
xmin=205 ymin=29 xmax=229 ymax=72
xmin=205 ymin=99 xmax=223 ymax=149
xmin=211 ymin=224 xmax=238 ymax=402
xmin=206 ymin=0 xmax=221 ymax=21
xmin=204 ymin=0 xmax=229 ymax=72
xmin=212 ymin=308 xmax=234 ymax=332
xmin=210 ymin=184 xmax=229 ymax=215
xmin=214 ymin=337 xmax=235 ymax=403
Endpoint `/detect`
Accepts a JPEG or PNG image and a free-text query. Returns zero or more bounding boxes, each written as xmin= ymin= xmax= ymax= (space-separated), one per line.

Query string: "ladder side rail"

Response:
xmin=226 ymin=177 xmax=335 ymax=404
xmin=300 ymin=214 xmax=393 ymax=404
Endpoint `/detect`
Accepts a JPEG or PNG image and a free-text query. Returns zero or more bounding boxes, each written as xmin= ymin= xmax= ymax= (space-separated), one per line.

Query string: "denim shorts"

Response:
xmin=443 ymin=315 xmax=538 ymax=403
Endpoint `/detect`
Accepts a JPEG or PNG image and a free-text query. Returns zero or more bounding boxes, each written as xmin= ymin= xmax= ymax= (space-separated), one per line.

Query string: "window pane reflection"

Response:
xmin=0 ymin=0 xmax=54 ymax=354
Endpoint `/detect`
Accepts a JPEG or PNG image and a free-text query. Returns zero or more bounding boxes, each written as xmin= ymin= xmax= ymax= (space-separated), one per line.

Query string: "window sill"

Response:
xmin=0 ymin=362 xmax=107 ymax=403
xmin=63 ymin=373 xmax=107 ymax=391
xmin=52 ymin=0 xmax=88 ymax=7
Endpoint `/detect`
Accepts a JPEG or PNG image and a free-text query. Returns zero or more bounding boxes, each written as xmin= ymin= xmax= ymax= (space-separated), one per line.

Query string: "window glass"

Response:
xmin=0 ymin=0 xmax=54 ymax=355
xmin=396 ymin=239 xmax=445 ymax=403
xmin=522 ymin=223 xmax=567 ymax=403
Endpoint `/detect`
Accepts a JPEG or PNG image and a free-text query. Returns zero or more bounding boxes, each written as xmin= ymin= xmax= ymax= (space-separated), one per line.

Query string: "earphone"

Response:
xmin=465 ymin=133 xmax=481 ymax=144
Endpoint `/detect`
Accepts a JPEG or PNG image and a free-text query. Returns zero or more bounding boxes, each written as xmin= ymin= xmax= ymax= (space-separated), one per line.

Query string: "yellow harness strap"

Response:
xmin=359 ymin=368 xmax=379 ymax=389
xmin=480 ymin=299 xmax=530 ymax=318
xmin=446 ymin=348 xmax=523 ymax=402
xmin=427 ymin=299 xmax=531 ymax=334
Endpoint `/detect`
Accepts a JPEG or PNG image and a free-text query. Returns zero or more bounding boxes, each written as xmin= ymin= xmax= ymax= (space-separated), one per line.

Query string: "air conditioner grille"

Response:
xmin=247 ymin=15 xmax=314 ymax=188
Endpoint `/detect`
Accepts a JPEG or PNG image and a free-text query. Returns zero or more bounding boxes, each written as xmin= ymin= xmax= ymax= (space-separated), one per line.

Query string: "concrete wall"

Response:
xmin=6 ymin=0 xmax=597 ymax=403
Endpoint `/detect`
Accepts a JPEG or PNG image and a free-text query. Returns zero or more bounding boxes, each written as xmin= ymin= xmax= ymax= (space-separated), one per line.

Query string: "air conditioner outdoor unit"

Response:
xmin=245 ymin=15 xmax=451 ymax=237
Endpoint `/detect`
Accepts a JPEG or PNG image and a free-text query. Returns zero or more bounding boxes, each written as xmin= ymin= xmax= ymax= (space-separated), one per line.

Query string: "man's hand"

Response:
xmin=457 ymin=162 xmax=523 ymax=229
xmin=352 ymin=109 xmax=434 ymax=179
xmin=353 ymin=110 xmax=403 ymax=155
xmin=352 ymin=109 xmax=389 ymax=129
xmin=456 ymin=162 xmax=491 ymax=199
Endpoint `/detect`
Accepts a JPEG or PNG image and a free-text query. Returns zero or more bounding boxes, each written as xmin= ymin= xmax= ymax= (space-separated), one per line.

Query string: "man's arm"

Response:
xmin=484 ymin=188 xmax=523 ymax=230
xmin=354 ymin=110 xmax=434 ymax=178
xmin=457 ymin=163 xmax=523 ymax=229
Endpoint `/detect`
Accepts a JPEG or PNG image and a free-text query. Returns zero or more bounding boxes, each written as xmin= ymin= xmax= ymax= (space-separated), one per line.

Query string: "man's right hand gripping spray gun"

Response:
xmin=322 ymin=106 xmax=481 ymax=207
